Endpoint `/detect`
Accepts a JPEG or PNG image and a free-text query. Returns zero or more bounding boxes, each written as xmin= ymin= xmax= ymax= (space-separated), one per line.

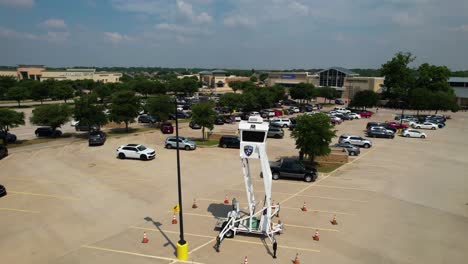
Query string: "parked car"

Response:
xmin=330 ymin=116 xmax=342 ymax=125
xmin=35 ymin=127 xmax=62 ymax=137
xmin=385 ymin=122 xmax=408 ymax=130
xmin=425 ymin=118 xmax=445 ymax=128
xmin=402 ymin=129 xmax=426 ymax=139
xmin=289 ymin=107 xmax=300 ymax=113
xmin=267 ymin=127 xmax=284 ymax=138
xmin=331 ymin=142 xmax=360 ymax=156
xmin=0 ymin=145 xmax=8 ymax=159
xmin=348 ymin=113 xmax=361 ymax=119
xmin=0 ymin=131 xmax=17 ymax=143
xmin=75 ymin=122 xmax=99 ymax=132
xmin=189 ymin=121 xmax=202 ymax=129
xmin=218 ymin=135 xmax=240 ymax=148
xmin=410 ymin=122 xmax=438 ymax=130
xmin=160 ymin=122 xmax=174 ymax=134
xmin=366 ymin=122 xmax=386 ymax=130
xmin=357 ymin=111 xmax=372 ymax=118
xmin=333 ymin=113 xmax=351 ymax=121
xmin=88 ymin=131 xmax=106 ymax=146
xmin=70 ymin=120 xmax=79 ymax=127
xmin=116 ymin=144 xmax=156 ymax=160
xmin=138 ymin=114 xmax=157 ymax=124
xmin=366 ymin=127 xmax=395 ymax=138
xmin=165 ymin=136 xmax=197 ymax=150
xmin=338 ymin=134 xmax=372 ymax=148
xmin=270 ymin=118 xmax=292 ymax=128
xmin=263 ymin=158 xmax=318 ymax=182
xmin=215 ymin=117 xmax=225 ymax=125
xmin=335 ymin=99 xmax=345 ymax=105
xmin=333 ymin=107 xmax=351 ymax=114
xmin=0 ymin=184 xmax=6 ymax=197
xmin=169 ymin=111 xmax=190 ymax=120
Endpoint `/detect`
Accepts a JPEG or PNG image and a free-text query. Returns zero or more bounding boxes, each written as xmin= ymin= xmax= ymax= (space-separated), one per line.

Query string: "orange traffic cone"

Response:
xmin=301 ymin=202 xmax=307 ymax=212
xmin=293 ymin=253 xmax=300 ymax=264
xmin=192 ymin=199 xmax=198 ymax=209
xmin=224 ymin=194 xmax=229 ymax=204
xmin=243 ymin=256 xmax=248 ymax=264
xmin=172 ymin=214 xmax=178 ymax=224
xmin=142 ymin=232 xmax=149 ymax=243
xmin=313 ymin=230 xmax=320 ymax=241
xmin=331 ymin=215 xmax=338 ymax=225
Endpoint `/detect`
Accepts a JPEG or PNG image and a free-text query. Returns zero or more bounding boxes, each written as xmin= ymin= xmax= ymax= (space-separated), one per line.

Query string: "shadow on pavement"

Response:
xmin=144 ymin=217 xmax=177 ymax=256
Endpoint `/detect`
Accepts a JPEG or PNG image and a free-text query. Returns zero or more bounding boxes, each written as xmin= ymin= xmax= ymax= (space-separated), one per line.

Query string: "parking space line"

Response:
xmin=0 ymin=207 xmax=40 ymax=213
xmin=314 ymin=185 xmax=374 ymax=191
xmin=9 ymin=191 xmax=80 ymax=201
xmin=227 ymin=189 xmax=368 ymax=203
xmin=184 ymin=212 xmax=215 ymax=218
xmin=81 ymin=245 xmax=206 ymax=264
xmin=253 ymin=179 xmax=308 ymax=186
xmin=283 ymin=223 xmax=339 ymax=232
xmin=130 ymin=226 xmax=320 ymax=253
xmin=280 ymin=206 xmax=356 ymax=216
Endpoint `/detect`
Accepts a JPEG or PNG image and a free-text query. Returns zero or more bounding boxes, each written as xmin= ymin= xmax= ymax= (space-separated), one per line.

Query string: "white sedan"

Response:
xmin=116 ymin=144 xmax=156 ymax=160
xmin=402 ymin=129 xmax=427 ymax=139
xmin=411 ymin=122 xmax=438 ymax=130
xmin=348 ymin=113 xmax=361 ymax=119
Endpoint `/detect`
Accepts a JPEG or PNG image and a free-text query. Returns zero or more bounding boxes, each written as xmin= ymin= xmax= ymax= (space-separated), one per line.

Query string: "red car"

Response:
xmin=160 ymin=122 xmax=174 ymax=134
xmin=358 ymin=111 xmax=373 ymax=118
xmin=386 ymin=122 xmax=408 ymax=130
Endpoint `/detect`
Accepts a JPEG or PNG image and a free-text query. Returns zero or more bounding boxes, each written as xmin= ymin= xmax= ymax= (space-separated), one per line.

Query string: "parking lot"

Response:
xmin=1 ymin=108 xmax=468 ymax=264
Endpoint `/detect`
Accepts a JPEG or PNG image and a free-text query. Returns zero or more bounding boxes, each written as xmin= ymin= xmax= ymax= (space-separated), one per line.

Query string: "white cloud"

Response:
xmin=176 ymin=0 xmax=212 ymax=23
xmin=288 ymin=1 xmax=309 ymax=16
xmin=46 ymin=31 xmax=70 ymax=42
xmin=391 ymin=12 xmax=423 ymax=26
xmin=0 ymin=26 xmax=37 ymax=39
xmin=0 ymin=26 xmax=70 ymax=42
xmin=0 ymin=0 xmax=34 ymax=8
xmin=110 ymin=0 xmax=170 ymax=15
xmin=42 ymin=19 xmax=67 ymax=29
xmin=103 ymin=32 xmax=132 ymax=43
xmin=224 ymin=15 xmax=256 ymax=28
xmin=155 ymin=23 xmax=209 ymax=35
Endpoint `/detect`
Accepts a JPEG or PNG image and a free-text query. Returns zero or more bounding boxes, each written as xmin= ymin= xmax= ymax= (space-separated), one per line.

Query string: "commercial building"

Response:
xmin=449 ymin=77 xmax=468 ymax=106
xmin=266 ymin=67 xmax=384 ymax=99
xmin=0 ymin=65 xmax=122 ymax=83
xmin=199 ymin=70 xmax=250 ymax=92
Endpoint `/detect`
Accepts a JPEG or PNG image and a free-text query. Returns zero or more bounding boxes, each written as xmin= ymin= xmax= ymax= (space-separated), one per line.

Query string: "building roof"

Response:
xmin=316 ymin=67 xmax=358 ymax=76
xmin=212 ymin=69 xmax=227 ymax=74
xmin=449 ymin=77 xmax=468 ymax=83
xmin=199 ymin=71 xmax=212 ymax=75
xmin=17 ymin=64 xmax=45 ymax=68
xmin=453 ymin=87 xmax=468 ymax=98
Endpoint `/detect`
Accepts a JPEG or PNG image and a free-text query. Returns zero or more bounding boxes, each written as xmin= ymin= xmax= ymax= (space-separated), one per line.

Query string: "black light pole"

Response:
xmin=174 ymin=98 xmax=187 ymax=259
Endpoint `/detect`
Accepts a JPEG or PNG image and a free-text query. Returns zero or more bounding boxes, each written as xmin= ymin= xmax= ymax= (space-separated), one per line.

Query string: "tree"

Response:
xmin=349 ymin=90 xmax=379 ymax=109
xmin=270 ymin=85 xmax=286 ymax=102
xmin=7 ymin=86 xmax=29 ymax=107
xmin=250 ymin=76 xmax=258 ymax=82
xmin=291 ymin=113 xmax=336 ymax=162
xmin=317 ymin=86 xmax=339 ymax=103
xmin=74 ymin=94 xmax=108 ymax=132
xmin=50 ymin=83 xmax=74 ymax=103
xmin=108 ymin=90 xmax=139 ymax=132
xmin=408 ymin=88 xmax=430 ymax=116
xmin=166 ymin=77 xmax=199 ymax=96
xmin=259 ymin=73 xmax=269 ymax=82
xmin=191 ymin=102 xmax=217 ymax=140
xmin=0 ymin=76 xmax=18 ymax=100
xmin=146 ymin=95 xmax=173 ymax=122
xmin=0 ymin=108 xmax=25 ymax=132
xmin=380 ymin=52 xmax=416 ymax=101
xmin=29 ymin=81 xmax=50 ymax=104
xmin=241 ymin=92 xmax=260 ymax=112
xmin=289 ymin=83 xmax=315 ymax=103
xmin=416 ymin=63 xmax=451 ymax=92
xmin=92 ymin=84 xmax=112 ymax=104
xmin=30 ymin=104 xmax=72 ymax=130
xmin=428 ymin=90 xmax=457 ymax=114
xmin=229 ymin=81 xmax=242 ymax=93
xmin=219 ymin=93 xmax=243 ymax=113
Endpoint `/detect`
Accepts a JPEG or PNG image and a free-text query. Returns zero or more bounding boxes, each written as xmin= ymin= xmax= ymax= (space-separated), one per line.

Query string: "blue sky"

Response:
xmin=0 ymin=0 xmax=467 ymax=70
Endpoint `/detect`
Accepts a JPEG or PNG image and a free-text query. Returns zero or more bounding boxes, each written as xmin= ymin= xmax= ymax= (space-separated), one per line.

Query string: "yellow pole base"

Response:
xmin=177 ymin=242 xmax=189 ymax=261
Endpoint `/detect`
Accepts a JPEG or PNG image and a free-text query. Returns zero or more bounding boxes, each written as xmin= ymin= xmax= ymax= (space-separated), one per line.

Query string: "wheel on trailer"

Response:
xmin=221 ymin=222 xmax=235 ymax=239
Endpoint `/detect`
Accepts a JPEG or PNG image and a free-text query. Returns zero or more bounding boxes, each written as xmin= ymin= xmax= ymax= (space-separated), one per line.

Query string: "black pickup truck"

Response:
xmin=262 ymin=158 xmax=318 ymax=182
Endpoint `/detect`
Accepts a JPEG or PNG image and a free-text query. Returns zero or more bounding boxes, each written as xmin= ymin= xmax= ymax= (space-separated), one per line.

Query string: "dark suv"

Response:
xmin=35 ymin=127 xmax=62 ymax=137
xmin=137 ymin=114 xmax=157 ymax=124
xmin=218 ymin=135 xmax=240 ymax=148
xmin=88 ymin=131 xmax=106 ymax=146
xmin=0 ymin=145 xmax=8 ymax=159
xmin=75 ymin=122 xmax=99 ymax=132
xmin=263 ymin=158 xmax=318 ymax=182
xmin=0 ymin=131 xmax=17 ymax=143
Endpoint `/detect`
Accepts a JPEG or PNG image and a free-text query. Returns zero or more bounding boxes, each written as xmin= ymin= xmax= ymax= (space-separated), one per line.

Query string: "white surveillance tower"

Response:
xmin=214 ymin=116 xmax=283 ymax=253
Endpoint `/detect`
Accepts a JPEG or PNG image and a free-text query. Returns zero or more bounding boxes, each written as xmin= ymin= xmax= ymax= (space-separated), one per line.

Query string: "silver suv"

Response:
xmin=165 ymin=137 xmax=197 ymax=150
xmin=338 ymin=134 xmax=372 ymax=148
